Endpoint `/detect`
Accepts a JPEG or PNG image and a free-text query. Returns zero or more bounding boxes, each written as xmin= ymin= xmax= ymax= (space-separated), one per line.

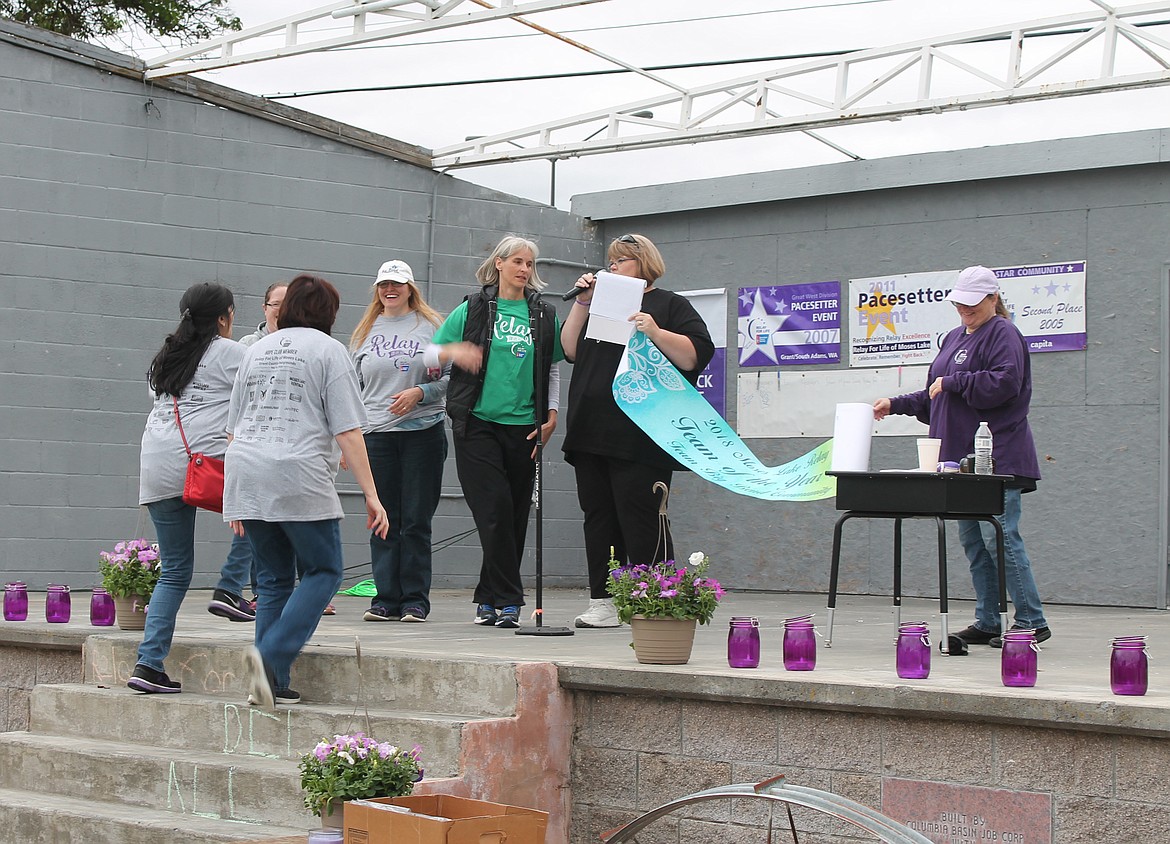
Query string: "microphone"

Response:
xmin=560 ymin=270 xmax=601 ymax=301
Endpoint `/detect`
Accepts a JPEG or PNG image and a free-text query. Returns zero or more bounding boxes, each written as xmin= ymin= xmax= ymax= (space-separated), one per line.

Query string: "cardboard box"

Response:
xmin=343 ymin=794 xmax=548 ymax=844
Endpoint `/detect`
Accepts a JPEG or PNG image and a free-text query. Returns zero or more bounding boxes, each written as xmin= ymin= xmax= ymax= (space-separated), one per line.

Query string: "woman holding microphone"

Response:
xmin=873 ymin=265 xmax=1049 ymax=648
xmin=560 ymin=233 xmax=714 ymax=628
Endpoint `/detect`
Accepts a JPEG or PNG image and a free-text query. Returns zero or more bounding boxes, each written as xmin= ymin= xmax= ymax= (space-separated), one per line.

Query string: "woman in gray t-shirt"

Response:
xmin=225 ymin=274 xmax=389 ymax=709
xmin=129 ymin=283 xmax=242 ymax=695
xmin=349 ymin=259 xmax=449 ymax=623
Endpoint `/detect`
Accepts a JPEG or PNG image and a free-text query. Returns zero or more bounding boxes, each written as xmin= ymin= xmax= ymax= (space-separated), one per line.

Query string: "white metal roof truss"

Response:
xmin=431 ymin=1 xmax=1170 ymax=167
xmin=141 ymin=1 xmax=1170 ymax=170
xmin=143 ymin=0 xmax=612 ymax=78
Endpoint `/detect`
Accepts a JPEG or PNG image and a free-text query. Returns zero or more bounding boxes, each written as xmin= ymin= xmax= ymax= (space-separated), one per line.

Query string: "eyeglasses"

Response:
xmin=616 ymin=234 xmax=639 ymax=246
xmin=375 ymin=279 xmax=410 ymax=287
xmin=608 ymin=257 xmax=638 ymax=268
xmin=263 ymin=302 xmax=280 ymax=309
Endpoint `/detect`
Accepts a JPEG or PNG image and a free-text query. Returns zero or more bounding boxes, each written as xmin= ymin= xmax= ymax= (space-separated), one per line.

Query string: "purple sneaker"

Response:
xmin=127 ymin=664 xmax=181 ymax=694
xmin=208 ymin=589 xmax=256 ymax=622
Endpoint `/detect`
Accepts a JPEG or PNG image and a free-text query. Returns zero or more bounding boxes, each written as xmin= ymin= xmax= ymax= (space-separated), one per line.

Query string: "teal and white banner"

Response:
xmin=613 ymin=332 xmax=835 ymax=501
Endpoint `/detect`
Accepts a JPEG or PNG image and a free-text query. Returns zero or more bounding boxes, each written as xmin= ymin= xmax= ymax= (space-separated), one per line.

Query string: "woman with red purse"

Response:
xmin=131 ymin=282 xmax=241 ymax=694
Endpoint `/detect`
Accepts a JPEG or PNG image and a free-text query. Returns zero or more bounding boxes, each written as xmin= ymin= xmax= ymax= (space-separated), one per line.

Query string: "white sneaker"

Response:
xmin=574 ymin=597 xmax=621 ymax=628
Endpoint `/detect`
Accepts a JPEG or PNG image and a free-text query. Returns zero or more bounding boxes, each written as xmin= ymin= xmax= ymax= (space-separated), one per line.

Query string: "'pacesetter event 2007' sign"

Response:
xmin=849 ymin=262 xmax=1086 ymax=367
xmin=738 ymin=281 xmax=841 ymax=367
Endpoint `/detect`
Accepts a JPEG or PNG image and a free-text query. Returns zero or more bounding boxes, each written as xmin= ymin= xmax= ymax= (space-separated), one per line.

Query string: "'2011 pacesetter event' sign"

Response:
xmin=848 ymin=262 xmax=1087 ymax=367
xmin=738 ymin=282 xmax=841 ymax=367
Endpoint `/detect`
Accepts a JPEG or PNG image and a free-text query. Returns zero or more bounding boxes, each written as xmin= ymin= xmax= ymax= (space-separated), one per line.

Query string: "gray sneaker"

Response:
xmin=574 ymin=598 xmax=621 ymax=628
xmin=244 ymin=646 xmax=275 ymax=711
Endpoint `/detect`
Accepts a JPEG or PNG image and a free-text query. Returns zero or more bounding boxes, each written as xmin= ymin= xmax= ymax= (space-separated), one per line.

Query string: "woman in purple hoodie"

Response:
xmin=873 ymin=265 xmax=1049 ymax=649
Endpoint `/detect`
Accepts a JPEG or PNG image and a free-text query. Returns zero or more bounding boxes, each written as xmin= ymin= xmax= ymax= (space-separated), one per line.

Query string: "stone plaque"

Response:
xmin=882 ymin=778 xmax=1052 ymax=844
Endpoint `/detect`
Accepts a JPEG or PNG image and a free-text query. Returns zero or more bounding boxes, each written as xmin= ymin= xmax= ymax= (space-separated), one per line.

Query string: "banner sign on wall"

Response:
xmin=996 ymin=261 xmax=1087 ymax=353
xmin=848 ymin=261 xmax=1087 ymax=367
xmin=613 ymin=331 xmax=835 ymax=501
xmin=681 ymin=288 xmax=728 ymax=419
xmin=738 ymin=282 xmax=841 ymax=367
xmin=849 ymin=270 xmax=958 ymax=367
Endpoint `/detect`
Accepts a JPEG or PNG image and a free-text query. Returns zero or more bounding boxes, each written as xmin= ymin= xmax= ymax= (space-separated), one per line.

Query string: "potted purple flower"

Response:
xmin=98 ymin=539 xmax=161 ymax=630
xmin=607 ymin=551 xmax=725 ymax=664
xmin=299 ymin=733 xmax=424 ymax=830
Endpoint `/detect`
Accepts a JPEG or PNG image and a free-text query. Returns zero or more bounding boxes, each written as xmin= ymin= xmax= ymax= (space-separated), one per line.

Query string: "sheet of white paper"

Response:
xmin=585 ymin=271 xmax=644 ymax=345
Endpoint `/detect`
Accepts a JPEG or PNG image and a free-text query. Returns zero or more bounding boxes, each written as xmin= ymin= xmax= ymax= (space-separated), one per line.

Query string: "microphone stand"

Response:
xmin=516 ymin=297 xmax=573 ymax=637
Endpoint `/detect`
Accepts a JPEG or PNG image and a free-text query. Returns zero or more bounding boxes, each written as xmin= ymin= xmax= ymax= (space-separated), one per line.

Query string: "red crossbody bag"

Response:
xmin=173 ymin=397 xmax=225 ymax=513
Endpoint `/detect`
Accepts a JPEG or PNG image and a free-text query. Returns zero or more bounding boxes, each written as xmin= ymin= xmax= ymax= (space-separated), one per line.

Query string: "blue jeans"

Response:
xmin=365 ymin=425 xmax=447 ymax=615
xmin=958 ymin=487 xmax=1047 ymax=632
xmin=216 ymin=531 xmax=255 ymax=597
xmin=244 ymin=519 xmax=343 ymax=689
xmin=137 ymin=497 xmax=197 ymax=672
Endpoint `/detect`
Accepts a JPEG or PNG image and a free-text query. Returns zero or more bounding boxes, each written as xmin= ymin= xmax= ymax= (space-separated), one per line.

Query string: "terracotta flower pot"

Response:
xmin=321 ymin=798 xmax=345 ymax=830
xmin=112 ymin=595 xmax=147 ymax=631
xmin=629 ymin=616 xmax=698 ymax=665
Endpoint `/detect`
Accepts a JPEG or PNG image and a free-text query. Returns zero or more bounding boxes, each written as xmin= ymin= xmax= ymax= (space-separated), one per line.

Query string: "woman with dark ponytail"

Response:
xmin=130 ymin=283 xmax=242 ymax=695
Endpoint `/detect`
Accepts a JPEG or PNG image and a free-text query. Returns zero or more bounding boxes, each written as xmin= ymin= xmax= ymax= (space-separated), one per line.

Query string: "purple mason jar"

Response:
xmin=1110 ymin=636 xmax=1148 ymax=696
xmin=895 ymin=622 xmax=931 ymax=679
xmin=4 ymin=582 xmax=28 ymax=622
xmin=727 ymin=617 xmax=761 ymax=668
xmin=1000 ymin=629 xmax=1039 ymax=687
xmin=90 ymin=587 xmax=116 ymax=627
xmin=782 ymin=615 xmax=816 ymax=671
xmin=45 ymin=584 xmax=71 ymax=623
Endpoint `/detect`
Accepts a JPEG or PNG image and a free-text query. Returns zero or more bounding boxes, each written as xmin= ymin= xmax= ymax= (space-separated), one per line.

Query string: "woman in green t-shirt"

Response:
xmin=424 ymin=236 xmax=564 ymax=629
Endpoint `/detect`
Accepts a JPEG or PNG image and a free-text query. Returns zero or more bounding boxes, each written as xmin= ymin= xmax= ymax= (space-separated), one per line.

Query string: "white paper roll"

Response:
xmin=830 ymin=402 xmax=874 ymax=472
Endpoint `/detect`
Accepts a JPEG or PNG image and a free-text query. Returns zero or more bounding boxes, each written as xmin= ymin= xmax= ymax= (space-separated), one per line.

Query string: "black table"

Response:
xmin=825 ymin=470 xmax=1011 ymax=655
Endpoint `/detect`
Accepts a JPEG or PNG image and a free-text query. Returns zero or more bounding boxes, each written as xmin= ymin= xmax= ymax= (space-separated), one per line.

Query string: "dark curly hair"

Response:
xmin=148 ymin=282 xmax=234 ymax=397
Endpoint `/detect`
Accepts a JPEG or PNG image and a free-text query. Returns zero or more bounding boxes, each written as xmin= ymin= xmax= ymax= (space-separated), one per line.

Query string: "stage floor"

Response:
xmin=10 ymin=587 xmax=1167 ymax=732
xmin=6 ymin=586 xmax=1170 ymax=844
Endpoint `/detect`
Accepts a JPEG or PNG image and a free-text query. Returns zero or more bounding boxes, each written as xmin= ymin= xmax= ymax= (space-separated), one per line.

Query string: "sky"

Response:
xmin=113 ymin=0 xmax=1170 ymax=210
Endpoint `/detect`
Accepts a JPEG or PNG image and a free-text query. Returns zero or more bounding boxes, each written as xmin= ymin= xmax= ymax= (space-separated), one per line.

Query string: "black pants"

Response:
xmin=572 ymin=451 xmax=674 ymax=598
xmin=455 ymin=415 xmax=535 ymax=608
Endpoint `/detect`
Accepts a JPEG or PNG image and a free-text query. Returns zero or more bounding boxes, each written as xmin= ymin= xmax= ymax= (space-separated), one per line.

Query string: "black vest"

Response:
xmin=446 ymin=285 xmax=556 ymax=438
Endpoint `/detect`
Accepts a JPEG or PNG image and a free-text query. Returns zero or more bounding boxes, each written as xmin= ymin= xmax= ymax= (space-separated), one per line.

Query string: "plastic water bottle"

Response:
xmin=974 ymin=421 xmax=993 ymax=475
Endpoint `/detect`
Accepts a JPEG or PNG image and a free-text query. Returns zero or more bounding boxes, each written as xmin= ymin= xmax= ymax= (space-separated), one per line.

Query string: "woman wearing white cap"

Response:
xmin=873 ymin=265 xmax=1049 ymax=648
xmin=349 ymin=259 xmax=450 ymax=623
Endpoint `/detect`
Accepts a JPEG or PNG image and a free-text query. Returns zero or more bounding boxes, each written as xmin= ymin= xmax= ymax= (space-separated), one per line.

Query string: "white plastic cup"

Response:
xmin=916 ymin=438 xmax=942 ymax=471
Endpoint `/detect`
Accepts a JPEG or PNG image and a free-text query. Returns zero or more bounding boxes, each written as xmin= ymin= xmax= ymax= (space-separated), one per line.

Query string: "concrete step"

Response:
xmin=0 ymin=785 xmax=305 ymax=843
xmin=0 ymin=731 xmax=311 ymax=829
xmin=30 ymin=684 xmax=468 ymax=777
xmin=84 ymin=635 xmax=521 ymax=717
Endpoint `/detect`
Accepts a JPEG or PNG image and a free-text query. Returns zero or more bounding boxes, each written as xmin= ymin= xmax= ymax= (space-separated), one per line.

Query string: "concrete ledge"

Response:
xmin=557 ymin=665 xmax=1170 ymax=738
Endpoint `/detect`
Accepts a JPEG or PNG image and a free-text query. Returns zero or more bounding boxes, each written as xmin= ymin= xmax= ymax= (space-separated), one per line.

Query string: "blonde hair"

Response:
xmin=349 ymin=279 xmax=442 ymax=353
xmin=474 ymin=235 xmax=545 ymax=292
xmin=607 ymin=233 xmax=665 ymax=284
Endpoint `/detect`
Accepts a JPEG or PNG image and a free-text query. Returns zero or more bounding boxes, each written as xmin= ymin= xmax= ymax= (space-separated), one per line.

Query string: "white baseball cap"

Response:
xmin=375 ymin=260 xmax=414 ymax=285
xmin=945 ymin=265 xmax=1000 ymax=306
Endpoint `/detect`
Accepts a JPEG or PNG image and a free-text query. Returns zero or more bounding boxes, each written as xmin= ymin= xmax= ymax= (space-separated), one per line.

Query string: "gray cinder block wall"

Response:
xmin=0 ymin=21 xmax=602 ymax=592
xmin=4 ymin=17 xmax=1167 ymax=611
xmin=567 ymin=688 xmax=1170 ymax=844
xmin=575 ymin=133 xmax=1170 ymax=609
